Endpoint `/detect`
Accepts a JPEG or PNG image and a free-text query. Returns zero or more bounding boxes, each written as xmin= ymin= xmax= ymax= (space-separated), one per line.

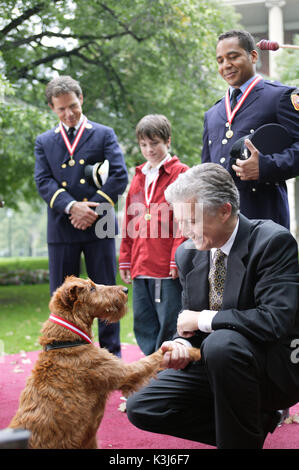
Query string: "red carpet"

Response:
xmin=1 ymin=344 xmax=298 ymax=449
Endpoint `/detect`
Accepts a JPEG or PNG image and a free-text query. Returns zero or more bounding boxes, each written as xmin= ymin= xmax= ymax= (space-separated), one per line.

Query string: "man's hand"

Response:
xmin=232 ymin=139 xmax=259 ymax=181
xmin=177 ymin=310 xmax=199 ymax=338
xmin=161 ymin=341 xmax=192 ymax=370
xmin=119 ymin=269 xmax=131 ymax=284
xmin=69 ymin=201 xmax=99 ymax=230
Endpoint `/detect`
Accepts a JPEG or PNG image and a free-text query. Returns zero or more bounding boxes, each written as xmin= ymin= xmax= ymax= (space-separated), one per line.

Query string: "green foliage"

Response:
xmin=277 ymin=34 xmax=299 ymax=87
xmin=0 ymin=0 xmax=239 ymax=209
xmin=0 ymin=201 xmax=47 ymax=256
xmin=0 ymin=256 xmax=135 ymax=353
xmin=0 ymin=74 xmax=56 ymax=209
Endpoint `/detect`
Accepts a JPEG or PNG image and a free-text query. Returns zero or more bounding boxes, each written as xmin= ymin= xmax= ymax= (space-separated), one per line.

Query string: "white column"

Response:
xmin=265 ymin=0 xmax=285 ymax=78
xmin=265 ymin=1 xmax=296 ymax=237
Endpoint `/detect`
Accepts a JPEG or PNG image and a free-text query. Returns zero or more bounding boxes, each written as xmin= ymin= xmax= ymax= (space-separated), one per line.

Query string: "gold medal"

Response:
xmin=68 ymin=159 xmax=75 ymax=167
xmin=226 ymin=129 xmax=234 ymax=139
xmin=144 ymin=212 xmax=151 ymax=221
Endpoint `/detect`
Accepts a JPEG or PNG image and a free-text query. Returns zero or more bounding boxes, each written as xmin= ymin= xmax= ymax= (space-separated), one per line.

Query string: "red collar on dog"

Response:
xmin=49 ymin=313 xmax=92 ymax=343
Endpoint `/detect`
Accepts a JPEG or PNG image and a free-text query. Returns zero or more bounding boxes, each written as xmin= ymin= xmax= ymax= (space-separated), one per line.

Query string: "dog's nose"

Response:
xmin=122 ymin=287 xmax=128 ymax=295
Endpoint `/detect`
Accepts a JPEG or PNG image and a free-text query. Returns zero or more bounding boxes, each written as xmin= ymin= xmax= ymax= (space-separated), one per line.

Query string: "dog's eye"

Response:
xmin=90 ymin=286 xmax=96 ymax=292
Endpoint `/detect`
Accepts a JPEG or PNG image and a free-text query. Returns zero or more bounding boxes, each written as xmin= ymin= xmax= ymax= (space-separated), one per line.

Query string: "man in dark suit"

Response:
xmin=202 ymin=30 xmax=299 ymax=229
xmin=126 ymin=163 xmax=299 ymax=448
xmin=34 ymin=75 xmax=128 ymax=356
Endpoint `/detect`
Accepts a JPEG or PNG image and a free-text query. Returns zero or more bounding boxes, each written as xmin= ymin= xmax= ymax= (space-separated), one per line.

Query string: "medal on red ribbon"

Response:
xmin=144 ymin=155 xmax=171 ymax=221
xmin=59 ymin=117 xmax=88 ymax=165
xmin=225 ymin=75 xmax=263 ymax=138
xmin=144 ymin=173 xmax=159 ymax=221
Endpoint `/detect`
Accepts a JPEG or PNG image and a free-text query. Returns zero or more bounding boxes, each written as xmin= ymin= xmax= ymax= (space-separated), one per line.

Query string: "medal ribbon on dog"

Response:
xmin=225 ymin=75 xmax=263 ymax=138
xmin=59 ymin=116 xmax=88 ymax=164
xmin=49 ymin=313 xmax=92 ymax=343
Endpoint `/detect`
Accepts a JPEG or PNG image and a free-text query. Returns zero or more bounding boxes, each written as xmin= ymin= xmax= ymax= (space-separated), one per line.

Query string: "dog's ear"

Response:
xmin=61 ymin=284 xmax=84 ymax=308
xmin=50 ymin=282 xmax=84 ymax=311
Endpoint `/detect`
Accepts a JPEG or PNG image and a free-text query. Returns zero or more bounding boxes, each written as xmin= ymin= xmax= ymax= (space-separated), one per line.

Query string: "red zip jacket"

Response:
xmin=119 ymin=156 xmax=189 ymax=279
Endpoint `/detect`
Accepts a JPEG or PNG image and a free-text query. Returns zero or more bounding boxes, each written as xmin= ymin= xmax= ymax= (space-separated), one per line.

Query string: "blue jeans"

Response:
xmin=132 ymin=278 xmax=182 ymax=355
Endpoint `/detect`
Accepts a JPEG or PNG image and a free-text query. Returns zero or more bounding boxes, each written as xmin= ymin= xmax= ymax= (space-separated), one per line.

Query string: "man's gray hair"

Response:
xmin=165 ymin=163 xmax=240 ymax=215
xmin=45 ymin=75 xmax=82 ymax=105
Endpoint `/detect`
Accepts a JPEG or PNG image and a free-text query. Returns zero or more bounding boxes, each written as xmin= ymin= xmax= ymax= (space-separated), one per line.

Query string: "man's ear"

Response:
xmin=219 ymin=202 xmax=232 ymax=222
xmin=251 ymin=49 xmax=258 ymax=64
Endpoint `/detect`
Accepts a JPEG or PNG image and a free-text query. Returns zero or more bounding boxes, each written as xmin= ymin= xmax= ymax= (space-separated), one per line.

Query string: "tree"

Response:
xmin=0 ymin=73 xmax=55 ymax=208
xmin=277 ymin=34 xmax=299 ymax=87
xmin=0 ymin=0 xmax=239 ymax=208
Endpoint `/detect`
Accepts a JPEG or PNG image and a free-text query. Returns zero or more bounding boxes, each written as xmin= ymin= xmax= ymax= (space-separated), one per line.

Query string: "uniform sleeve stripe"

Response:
xmin=50 ymin=188 xmax=66 ymax=208
xmin=96 ymin=190 xmax=115 ymax=207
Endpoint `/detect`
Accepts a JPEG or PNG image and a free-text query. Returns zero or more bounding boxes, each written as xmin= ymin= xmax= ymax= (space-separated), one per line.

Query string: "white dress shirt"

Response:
xmin=197 ymin=218 xmax=239 ymax=332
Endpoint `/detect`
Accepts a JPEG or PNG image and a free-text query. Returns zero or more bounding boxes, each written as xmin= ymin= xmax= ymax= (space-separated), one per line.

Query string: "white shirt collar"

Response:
xmin=142 ymin=153 xmax=172 ymax=175
xmin=211 ymin=217 xmax=239 ymax=260
xmin=229 ymin=74 xmax=258 ymax=98
xmin=63 ymin=114 xmax=84 ymax=133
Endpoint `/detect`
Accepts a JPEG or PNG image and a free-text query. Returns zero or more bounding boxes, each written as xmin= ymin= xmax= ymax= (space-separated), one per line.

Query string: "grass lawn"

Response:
xmin=0 ymin=257 xmax=135 ymax=355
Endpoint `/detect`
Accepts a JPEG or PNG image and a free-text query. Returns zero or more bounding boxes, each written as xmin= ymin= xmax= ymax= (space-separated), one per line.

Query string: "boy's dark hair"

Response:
xmin=218 ymin=30 xmax=256 ymax=54
xmin=46 ymin=75 xmax=82 ymax=105
xmin=136 ymin=114 xmax=171 ymax=143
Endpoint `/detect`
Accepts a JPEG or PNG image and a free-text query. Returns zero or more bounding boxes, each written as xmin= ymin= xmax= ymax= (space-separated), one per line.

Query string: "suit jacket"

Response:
xmin=34 ymin=119 xmax=128 ymax=243
xmin=202 ymin=79 xmax=299 ymax=229
xmin=175 ymin=214 xmax=299 ymax=399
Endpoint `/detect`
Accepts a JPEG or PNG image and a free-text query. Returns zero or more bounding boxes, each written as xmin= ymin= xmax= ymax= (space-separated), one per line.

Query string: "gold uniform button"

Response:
xmin=80 ymin=179 xmax=86 ymax=184
xmin=61 ymin=163 xmax=67 ymax=169
xmin=62 ymin=181 xmax=67 ymax=187
xmin=83 ymin=198 xmax=88 ymax=202
xmin=79 ymin=159 xmax=85 ymax=165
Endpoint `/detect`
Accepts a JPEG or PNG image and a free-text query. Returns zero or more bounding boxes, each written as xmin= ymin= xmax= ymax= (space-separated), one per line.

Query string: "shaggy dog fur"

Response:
xmin=9 ymin=276 xmax=201 ymax=449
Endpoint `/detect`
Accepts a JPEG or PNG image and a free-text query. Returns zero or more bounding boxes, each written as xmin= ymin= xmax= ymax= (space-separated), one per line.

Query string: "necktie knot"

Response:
xmin=68 ymin=127 xmax=76 ymax=141
xmin=214 ymin=248 xmax=226 ymax=264
xmin=231 ymin=88 xmax=241 ymax=110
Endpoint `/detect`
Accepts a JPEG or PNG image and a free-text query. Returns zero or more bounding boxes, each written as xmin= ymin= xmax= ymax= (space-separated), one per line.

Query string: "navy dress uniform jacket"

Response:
xmin=34 ymin=119 xmax=128 ymax=243
xmin=202 ymin=79 xmax=299 ymax=228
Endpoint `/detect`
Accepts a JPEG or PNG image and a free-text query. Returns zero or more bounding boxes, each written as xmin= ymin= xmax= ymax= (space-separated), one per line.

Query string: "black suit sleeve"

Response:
xmin=213 ymin=230 xmax=299 ymax=343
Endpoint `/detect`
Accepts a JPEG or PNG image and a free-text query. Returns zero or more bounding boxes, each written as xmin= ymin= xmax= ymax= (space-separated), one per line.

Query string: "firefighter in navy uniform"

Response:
xmin=34 ymin=75 xmax=128 ymax=356
xmin=202 ymin=30 xmax=299 ymax=229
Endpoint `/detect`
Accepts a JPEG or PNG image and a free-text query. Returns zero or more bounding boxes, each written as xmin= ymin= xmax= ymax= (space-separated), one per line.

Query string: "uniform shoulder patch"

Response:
xmin=291 ymin=89 xmax=299 ymax=111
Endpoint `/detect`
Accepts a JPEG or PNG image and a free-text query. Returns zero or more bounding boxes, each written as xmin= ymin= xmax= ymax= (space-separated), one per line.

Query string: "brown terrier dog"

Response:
xmin=9 ymin=276 xmax=201 ymax=449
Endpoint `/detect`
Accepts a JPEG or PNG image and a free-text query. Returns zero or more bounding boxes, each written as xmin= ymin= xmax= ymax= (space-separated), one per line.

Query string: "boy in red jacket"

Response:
xmin=119 ymin=115 xmax=189 ymax=354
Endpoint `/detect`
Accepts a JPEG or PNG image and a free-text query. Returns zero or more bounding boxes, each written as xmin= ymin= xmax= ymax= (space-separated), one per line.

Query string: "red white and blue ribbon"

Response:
xmin=49 ymin=313 xmax=92 ymax=343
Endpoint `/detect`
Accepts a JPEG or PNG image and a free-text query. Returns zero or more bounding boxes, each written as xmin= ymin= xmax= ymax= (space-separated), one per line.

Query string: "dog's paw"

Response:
xmin=161 ymin=344 xmax=201 ymax=362
xmin=188 ymin=347 xmax=201 ymax=361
